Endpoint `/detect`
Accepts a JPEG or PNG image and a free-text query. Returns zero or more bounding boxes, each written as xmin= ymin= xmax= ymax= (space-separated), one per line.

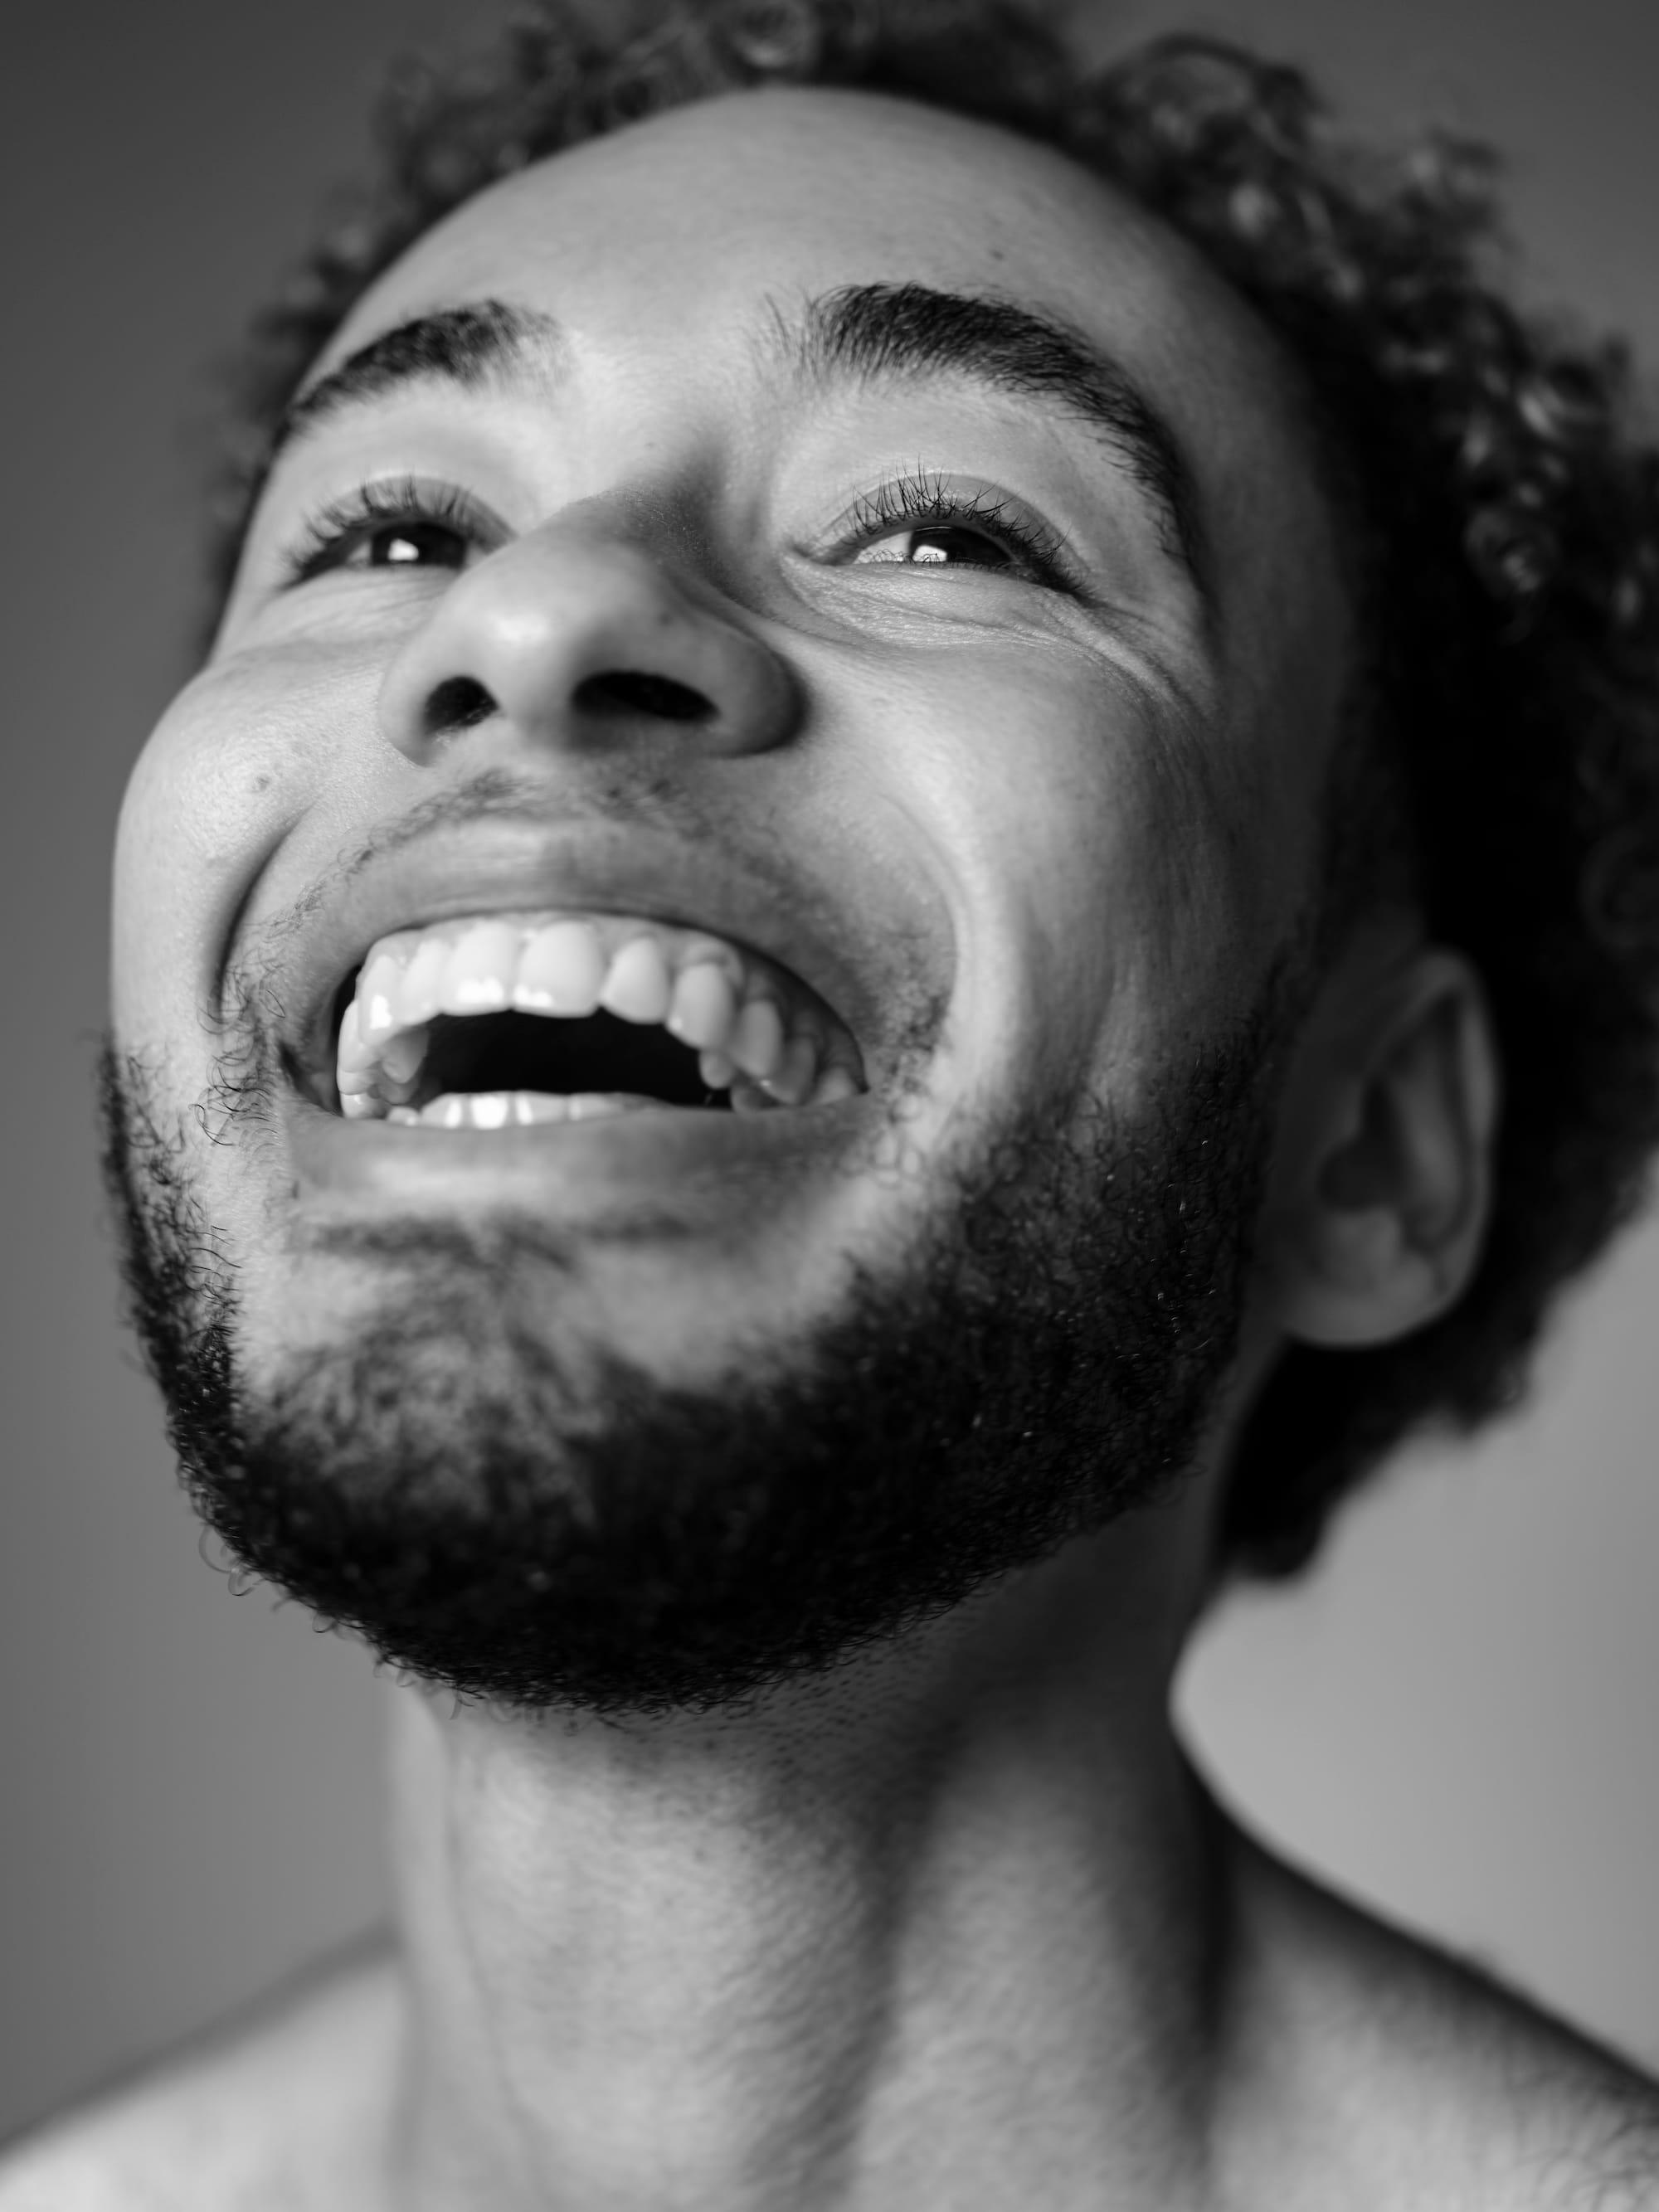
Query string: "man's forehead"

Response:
xmin=317 ymin=85 xmax=1252 ymax=398
xmin=312 ymin=94 xmax=1314 ymax=527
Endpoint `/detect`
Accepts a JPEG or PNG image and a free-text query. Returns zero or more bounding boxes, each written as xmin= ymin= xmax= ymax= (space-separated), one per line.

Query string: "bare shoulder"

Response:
xmin=0 ymin=1941 xmax=403 ymax=2212
xmin=1213 ymin=1821 xmax=1659 ymax=2211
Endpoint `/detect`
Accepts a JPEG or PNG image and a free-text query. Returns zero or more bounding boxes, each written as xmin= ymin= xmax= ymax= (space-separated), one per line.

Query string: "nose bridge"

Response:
xmin=377 ymin=517 xmax=796 ymax=762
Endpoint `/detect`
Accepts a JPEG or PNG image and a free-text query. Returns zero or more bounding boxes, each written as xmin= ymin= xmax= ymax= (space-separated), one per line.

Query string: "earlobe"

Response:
xmin=1263 ymin=943 xmax=1501 ymax=1349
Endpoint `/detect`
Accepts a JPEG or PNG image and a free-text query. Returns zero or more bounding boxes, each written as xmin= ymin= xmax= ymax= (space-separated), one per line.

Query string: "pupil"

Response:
xmin=907 ymin=527 xmax=1005 ymax=567
xmin=371 ymin=523 xmax=460 ymax=568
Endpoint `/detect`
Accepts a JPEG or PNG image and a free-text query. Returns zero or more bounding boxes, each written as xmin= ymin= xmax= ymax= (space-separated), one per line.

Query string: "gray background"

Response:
xmin=3 ymin=0 xmax=1657 ymax=2139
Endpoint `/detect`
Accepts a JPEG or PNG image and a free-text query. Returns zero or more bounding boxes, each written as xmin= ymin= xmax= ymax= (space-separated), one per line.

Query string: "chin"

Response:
xmin=100 ymin=949 xmax=1286 ymax=1714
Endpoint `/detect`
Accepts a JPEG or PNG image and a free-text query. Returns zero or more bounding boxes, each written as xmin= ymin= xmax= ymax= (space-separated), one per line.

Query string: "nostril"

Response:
xmin=423 ymin=676 xmax=497 ymax=740
xmin=574 ymin=670 xmax=714 ymax=724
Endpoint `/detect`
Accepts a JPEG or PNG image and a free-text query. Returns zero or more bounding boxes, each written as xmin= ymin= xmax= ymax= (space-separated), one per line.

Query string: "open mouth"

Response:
xmin=326 ymin=908 xmax=867 ymax=1130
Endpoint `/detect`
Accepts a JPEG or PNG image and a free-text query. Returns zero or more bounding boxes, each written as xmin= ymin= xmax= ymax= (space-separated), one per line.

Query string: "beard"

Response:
xmin=99 ymin=975 xmax=1291 ymax=1718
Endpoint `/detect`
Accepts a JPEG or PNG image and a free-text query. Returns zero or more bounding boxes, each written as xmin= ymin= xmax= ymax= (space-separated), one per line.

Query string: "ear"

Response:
xmin=1258 ymin=939 xmax=1501 ymax=1349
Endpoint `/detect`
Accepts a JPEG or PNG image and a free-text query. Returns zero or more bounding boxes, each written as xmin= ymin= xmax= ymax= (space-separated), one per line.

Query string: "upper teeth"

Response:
xmin=333 ymin=910 xmax=864 ymax=1125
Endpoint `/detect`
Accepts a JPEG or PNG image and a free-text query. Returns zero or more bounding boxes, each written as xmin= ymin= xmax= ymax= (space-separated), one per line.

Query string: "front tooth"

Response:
xmin=400 ymin=935 xmax=450 ymax=1025
xmin=443 ymin=920 xmax=522 ymax=1014
xmin=342 ymin=1088 xmax=381 ymax=1121
xmin=359 ymin=952 xmax=404 ymax=1048
xmin=731 ymin=996 xmax=786 ymax=1082
xmin=601 ymin=935 xmax=674 ymax=1024
xmin=669 ymin=962 xmax=738 ymax=1053
xmin=517 ymin=921 xmax=606 ymax=1014
xmin=466 ymin=1091 xmax=512 ymax=1130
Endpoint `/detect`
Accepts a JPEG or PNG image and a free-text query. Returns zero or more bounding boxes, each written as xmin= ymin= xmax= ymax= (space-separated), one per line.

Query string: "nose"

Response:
xmin=377 ymin=520 xmax=798 ymax=764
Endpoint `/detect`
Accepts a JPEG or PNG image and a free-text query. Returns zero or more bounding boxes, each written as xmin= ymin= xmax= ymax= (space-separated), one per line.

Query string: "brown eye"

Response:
xmin=859 ymin=524 xmax=1016 ymax=570
xmin=285 ymin=479 xmax=495 ymax=588
xmin=363 ymin=520 xmax=468 ymax=569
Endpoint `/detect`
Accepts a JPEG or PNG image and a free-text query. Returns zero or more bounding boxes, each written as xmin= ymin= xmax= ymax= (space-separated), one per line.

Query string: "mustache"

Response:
xmin=246 ymin=765 xmax=733 ymax=961
xmin=337 ymin=765 xmax=727 ymax=893
xmin=211 ymin=766 xmax=739 ymax=1086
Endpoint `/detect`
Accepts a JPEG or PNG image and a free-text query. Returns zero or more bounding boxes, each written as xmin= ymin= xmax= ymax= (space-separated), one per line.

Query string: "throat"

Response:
xmin=383 ymin=1553 xmax=1218 ymax=2212
xmin=417 ymin=1009 xmax=728 ymax=1111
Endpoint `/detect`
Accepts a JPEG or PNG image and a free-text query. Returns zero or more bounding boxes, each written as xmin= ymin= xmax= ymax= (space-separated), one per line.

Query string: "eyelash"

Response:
xmin=841 ymin=469 xmax=1082 ymax=591
xmin=281 ymin=476 xmax=487 ymax=585
xmin=280 ymin=468 xmax=1081 ymax=594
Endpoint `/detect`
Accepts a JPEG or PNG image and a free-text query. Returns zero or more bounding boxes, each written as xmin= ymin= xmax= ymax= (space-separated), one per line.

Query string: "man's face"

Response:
xmin=108 ymin=87 xmax=1346 ymax=1709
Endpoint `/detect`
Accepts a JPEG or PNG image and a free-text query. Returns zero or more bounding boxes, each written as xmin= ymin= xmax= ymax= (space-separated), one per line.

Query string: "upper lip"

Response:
xmin=249 ymin=815 xmax=895 ymax=1096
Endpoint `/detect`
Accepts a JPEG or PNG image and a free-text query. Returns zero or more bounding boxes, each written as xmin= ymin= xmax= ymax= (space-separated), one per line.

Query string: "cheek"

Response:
xmin=859 ymin=647 xmax=1224 ymax=1102
xmin=109 ymin=654 xmax=376 ymax=1054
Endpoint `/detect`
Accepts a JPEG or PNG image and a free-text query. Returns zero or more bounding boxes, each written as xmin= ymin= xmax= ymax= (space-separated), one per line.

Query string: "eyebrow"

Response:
xmin=787 ymin=281 xmax=1209 ymax=604
xmin=270 ymin=299 xmax=560 ymax=459
xmin=267 ymin=284 xmax=1209 ymax=605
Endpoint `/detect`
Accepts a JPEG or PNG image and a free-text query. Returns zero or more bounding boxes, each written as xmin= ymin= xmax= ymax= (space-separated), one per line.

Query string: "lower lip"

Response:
xmin=287 ymin=1090 xmax=866 ymax=1211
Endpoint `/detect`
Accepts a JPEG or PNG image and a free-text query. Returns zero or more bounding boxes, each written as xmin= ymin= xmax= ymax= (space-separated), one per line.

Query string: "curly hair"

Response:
xmin=204 ymin=0 xmax=1659 ymax=1575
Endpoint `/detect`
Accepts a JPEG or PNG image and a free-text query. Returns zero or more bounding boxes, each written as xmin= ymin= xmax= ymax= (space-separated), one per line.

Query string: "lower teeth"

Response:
xmin=369 ymin=1067 xmax=862 ymax=1129
xmin=387 ymin=1091 xmax=661 ymax=1130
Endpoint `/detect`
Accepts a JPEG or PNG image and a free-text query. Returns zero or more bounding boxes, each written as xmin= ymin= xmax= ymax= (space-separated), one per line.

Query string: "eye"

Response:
xmin=358 ymin=518 xmax=467 ymax=570
xmin=838 ymin=470 xmax=1081 ymax=594
xmin=283 ymin=477 xmax=495 ymax=586
xmin=854 ymin=523 xmax=1019 ymax=572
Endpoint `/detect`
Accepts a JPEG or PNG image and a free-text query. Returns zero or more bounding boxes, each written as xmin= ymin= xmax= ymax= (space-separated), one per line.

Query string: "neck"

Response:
xmin=384 ymin=1511 xmax=1225 ymax=2212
